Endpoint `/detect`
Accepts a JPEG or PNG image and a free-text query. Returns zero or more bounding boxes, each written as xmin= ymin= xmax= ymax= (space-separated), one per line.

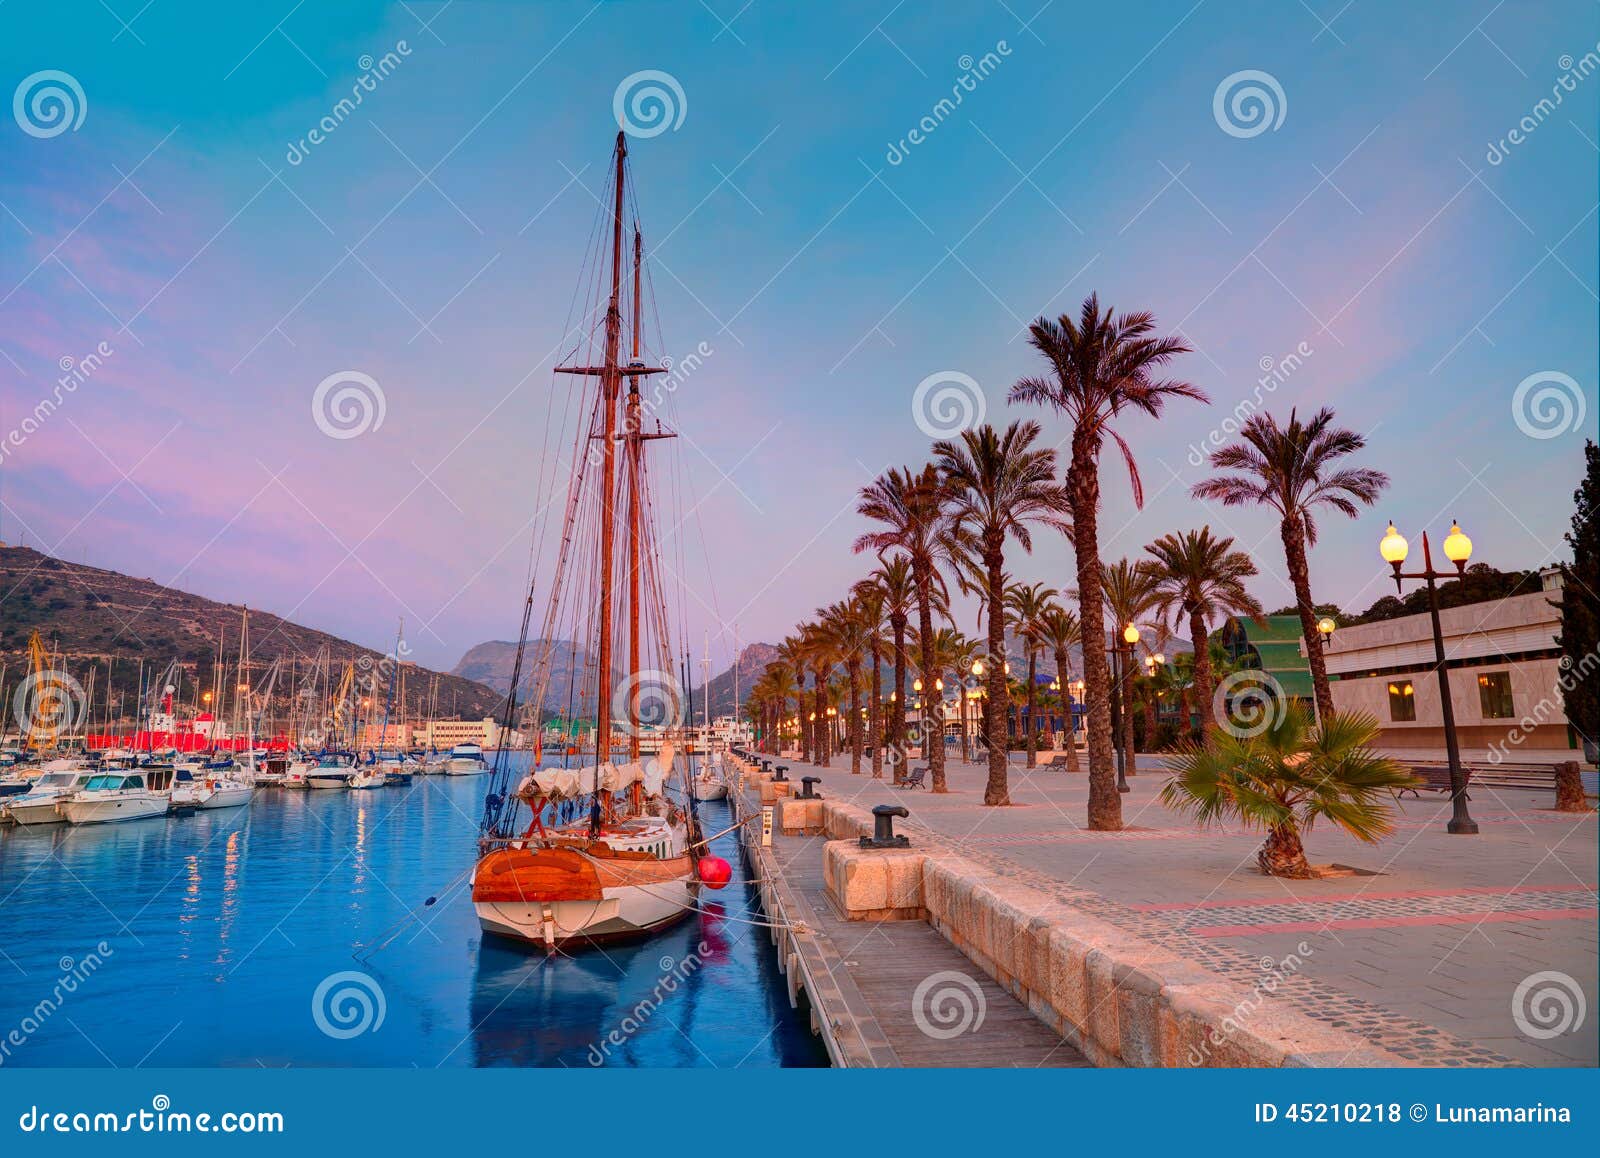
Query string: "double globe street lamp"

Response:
xmin=1380 ymin=519 xmax=1478 ymax=835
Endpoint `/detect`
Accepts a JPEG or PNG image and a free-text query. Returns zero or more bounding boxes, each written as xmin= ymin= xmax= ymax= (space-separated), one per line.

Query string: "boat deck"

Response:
xmin=738 ymin=785 xmax=1088 ymax=1068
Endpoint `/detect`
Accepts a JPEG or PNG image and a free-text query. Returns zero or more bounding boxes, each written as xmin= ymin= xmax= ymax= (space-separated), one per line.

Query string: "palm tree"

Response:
xmin=1143 ymin=527 xmax=1265 ymax=714
xmin=932 ymin=421 xmax=1070 ymax=805
xmin=1101 ymin=558 xmax=1159 ymax=778
xmin=1159 ymin=707 xmax=1415 ymax=878
xmin=820 ymin=597 xmax=871 ymax=774
xmin=1192 ymin=407 xmax=1388 ymax=721
xmin=851 ymin=578 xmax=889 ymax=778
xmin=799 ymin=622 xmax=837 ymax=766
xmin=866 ymin=555 xmax=916 ymax=779
xmin=1036 ymin=604 xmax=1082 ymax=774
xmin=775 ymin=635 xmax=808 ymax=760
xmin=856 ymin=466 xmax=955 ymax=791
xmin=1004 ymin=581 xmax=1058 ymax=771
xmin=1011 ymin=294 xmax=1207 ymax=829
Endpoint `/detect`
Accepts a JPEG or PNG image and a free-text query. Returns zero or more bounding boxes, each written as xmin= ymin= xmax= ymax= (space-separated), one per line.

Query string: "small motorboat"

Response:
xmin=347 ymin=767 xmax=387 ymax=791
xmin=170 ymin=770 xmax=255 ymax=810
xmin=442 ymin=743 xmax=489 ymax=776
xmin=2 ymin=769 xmax=95 ymax=825
xmin=61 ymin=767 xmax=175 ymax=825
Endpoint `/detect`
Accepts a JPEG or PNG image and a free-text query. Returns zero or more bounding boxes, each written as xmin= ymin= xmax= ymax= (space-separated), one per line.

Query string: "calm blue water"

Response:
xmin=0 ymin=770 xmax=826 ymax=1068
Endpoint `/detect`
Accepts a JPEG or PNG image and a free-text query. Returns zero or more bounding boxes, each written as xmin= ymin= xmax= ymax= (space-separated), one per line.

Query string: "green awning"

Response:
xmin=1221 ymin=615 xmax=1315 ymax=700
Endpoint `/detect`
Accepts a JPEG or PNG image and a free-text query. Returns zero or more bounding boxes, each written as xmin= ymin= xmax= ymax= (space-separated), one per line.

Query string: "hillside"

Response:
xmin=0 ymin=545 xmax=503 ymax=721
xmin=453 ymin=638 xmax=601 ymax=713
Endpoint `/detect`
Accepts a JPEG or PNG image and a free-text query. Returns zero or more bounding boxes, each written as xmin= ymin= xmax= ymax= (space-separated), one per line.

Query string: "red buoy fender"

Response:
xmin=697 ymin=855 xmax=732 ymax=889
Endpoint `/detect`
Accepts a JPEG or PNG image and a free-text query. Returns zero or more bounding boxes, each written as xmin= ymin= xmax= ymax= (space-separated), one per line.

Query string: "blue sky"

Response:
xmin=1 ymin=0 xmax=1596 ymax=672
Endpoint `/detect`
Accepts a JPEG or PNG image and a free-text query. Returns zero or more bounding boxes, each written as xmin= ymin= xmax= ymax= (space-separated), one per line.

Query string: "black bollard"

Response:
xmin=798 ymin=776 xmax=822 ymax=799
xmin=860 ymin=803 xmax=910 ymax=849
xmin=773 ymin=765 xmax=788 ymax=782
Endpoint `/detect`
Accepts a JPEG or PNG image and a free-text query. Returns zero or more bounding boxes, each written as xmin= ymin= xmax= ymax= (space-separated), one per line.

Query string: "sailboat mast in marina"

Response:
xmin=471 ymin=131 xmax=723 ymax=953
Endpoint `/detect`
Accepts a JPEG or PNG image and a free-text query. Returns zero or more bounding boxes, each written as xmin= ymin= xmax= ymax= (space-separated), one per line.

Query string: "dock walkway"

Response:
xmin=736 ymin=784 xmax=1088 ymax=1068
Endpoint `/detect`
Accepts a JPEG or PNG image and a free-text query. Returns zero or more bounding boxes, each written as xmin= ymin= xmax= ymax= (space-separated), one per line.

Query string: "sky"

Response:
xmin=1 ymin=0 xmax=1596 ymax=675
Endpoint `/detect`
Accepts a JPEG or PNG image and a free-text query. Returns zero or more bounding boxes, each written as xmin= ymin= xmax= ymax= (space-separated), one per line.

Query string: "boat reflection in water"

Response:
xmin=469 ymin=799 xmax=825 ymax=1068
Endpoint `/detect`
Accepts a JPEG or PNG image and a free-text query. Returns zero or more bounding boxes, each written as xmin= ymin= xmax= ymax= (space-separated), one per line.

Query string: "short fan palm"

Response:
xmin=1159 ymin=706 xmax=1417 ymax=879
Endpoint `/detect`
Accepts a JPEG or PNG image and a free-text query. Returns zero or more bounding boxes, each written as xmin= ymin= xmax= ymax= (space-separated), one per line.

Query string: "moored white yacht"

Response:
xmin=306 ymin=754 xmax=357 ymax=790
xmin=2 ymin=769 xmax=96 ymax=825
xmin=61 ymin=766 xmax=175 ymax=825
xmin=170 ymin=769 xmax=255 ymax=810
xmin=442 ymin=743 xmax=488 ymax=776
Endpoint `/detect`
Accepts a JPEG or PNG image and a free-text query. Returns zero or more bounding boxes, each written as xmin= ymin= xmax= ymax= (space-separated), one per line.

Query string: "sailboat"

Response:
xmin=471 ymin=131 xmax=724 ymax=953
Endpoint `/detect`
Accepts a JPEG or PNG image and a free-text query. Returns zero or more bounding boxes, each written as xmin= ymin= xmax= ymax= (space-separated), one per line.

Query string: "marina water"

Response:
xmin=0 ymin=766 xmax=826 ymax=1068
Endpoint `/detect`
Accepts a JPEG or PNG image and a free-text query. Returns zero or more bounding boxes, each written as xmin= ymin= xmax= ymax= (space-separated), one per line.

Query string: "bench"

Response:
xmin=1399 ymin=765 xmax=1474 ymax=799
xmin=896 ymin=766 xmax=928 ymax=790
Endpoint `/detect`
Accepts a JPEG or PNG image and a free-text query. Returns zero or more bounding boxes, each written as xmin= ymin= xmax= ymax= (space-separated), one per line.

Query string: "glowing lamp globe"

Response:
xmin=1379 ymin=522 xmax=1409 ymax=565
xmin=1122 ymin=624 xmax=1140 ymax=645
xmin=1316 ymin=616 xmax=1337 ymax=637
xmin=971 ymin=659 xmax=984 ymax=676
xmin=1443 ymin=520 xmax=1472 ymax=566
xmin=697 ymin=856 xmax=733 ymax=890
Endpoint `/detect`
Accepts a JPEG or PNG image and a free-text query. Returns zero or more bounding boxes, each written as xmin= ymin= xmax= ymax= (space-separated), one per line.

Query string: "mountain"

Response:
xmin=696 ymin=642 xmax=780 ymax=717
xmin=452 ymin=638 xmax=600 ymax=714
xmin=0 ymin=545 xmax=503 ymax=720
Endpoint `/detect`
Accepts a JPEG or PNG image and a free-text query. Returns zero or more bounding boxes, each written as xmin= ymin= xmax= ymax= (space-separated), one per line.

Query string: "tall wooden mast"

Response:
xmin=593 ymin=132 xmax=627 ymax=769
xmin=627 ymin=224 xmax=644 ymax=760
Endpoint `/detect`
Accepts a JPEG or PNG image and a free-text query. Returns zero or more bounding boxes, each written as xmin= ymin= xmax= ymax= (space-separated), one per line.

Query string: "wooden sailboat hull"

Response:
xmin=471 ymin=845 xmax=697 ymax=948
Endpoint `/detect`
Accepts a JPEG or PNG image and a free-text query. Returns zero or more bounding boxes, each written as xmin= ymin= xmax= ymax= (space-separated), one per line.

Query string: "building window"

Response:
xmin=1387 ymin=681 xmax=1416 ymax=722
xmin=1478 ymin=671 xmax=1514 ymax=719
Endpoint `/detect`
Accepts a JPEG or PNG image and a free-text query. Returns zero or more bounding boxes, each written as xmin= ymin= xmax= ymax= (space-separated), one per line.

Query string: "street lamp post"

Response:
xmin=1380 ymin=520 xmax=1478 ymax=835
xmin=1108 ymin=624 xmax=1140 ymax=793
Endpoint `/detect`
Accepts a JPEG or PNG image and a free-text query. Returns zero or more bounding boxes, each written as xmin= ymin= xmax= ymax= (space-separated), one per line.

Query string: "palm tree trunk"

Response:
xmin=1071 ymin=453 xmax=1121 ymax=830
xmin=1258 ymin=823 xmax=1316 ymax=878
xmin=848 ymin=659 xmax=862 ymax=773
xmin=813 ymin=667 xmax=827 ymax=767
xmin=1142 ymin=688 xmax=1157 ymax=748
xmin=1189 ymin=609 xmax=1213 ymax=717
xmin=983 ymin=540 xmax=1009 ymax=805
xmin=1025 ymin=649 xmax=1038 ymax=769
xmin=869 ymin=640 xmax=883 ymax=779
xmin=915 ymin=556 xmax=947 ymax=793
xmin=1281 ymin=516 xmax=1335 ymax=721
xmin=891 ymin=615 xmax=908 ymax=782
xmin=1054 ymin=645 xmax=1081 ymax=775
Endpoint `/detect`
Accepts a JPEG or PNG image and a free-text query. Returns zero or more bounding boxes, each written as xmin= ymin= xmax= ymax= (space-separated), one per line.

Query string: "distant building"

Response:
xmin=412 ymin=717 xmax=522 ymax=750
xmin=1321 ymin=569 xmax=1577 ymax=764
xmin=1219 ymin=615 xmax=1314 ymax=708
